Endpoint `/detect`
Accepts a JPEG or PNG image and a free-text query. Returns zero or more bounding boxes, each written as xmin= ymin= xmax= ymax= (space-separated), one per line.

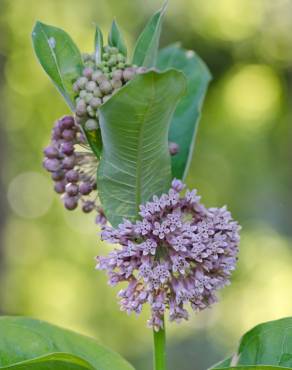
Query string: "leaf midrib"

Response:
xmin=38 ymin=23 xmax=68 ymax=99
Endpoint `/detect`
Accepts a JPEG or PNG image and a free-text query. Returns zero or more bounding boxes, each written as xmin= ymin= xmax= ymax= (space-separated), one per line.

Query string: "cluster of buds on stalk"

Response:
xmin=73 ymin=47 xmax=147 ymax=133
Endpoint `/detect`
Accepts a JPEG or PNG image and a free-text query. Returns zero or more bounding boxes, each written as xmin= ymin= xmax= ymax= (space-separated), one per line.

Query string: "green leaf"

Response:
xmin=94 ymin=25 xmax=104 ymax=64
xmin=83 ymin=129 xmax=102 ymax=160
xmin=211 ymin=366 xmax=292 ymax=370
xmin=236 ymin=317 xmax=292 ymax=367
xmin=0 ymin=353 xmax=94 ymax=369
xmin=0 ymin=316 xmax=134 ymax=370
xmin=211 ymin=317 xmax=292 ymax=370
xmin=132 ymin=1 xmax=168 ymax=67
xmin=32 ymin=21 xmax=83 ymax=110
xmin=108 ymin=20 xmax=127 ymax=57
xmin=157 ymin=45 xmax=211 ymax=180
xmin=97 ymin=69 xmax=187 ymax=227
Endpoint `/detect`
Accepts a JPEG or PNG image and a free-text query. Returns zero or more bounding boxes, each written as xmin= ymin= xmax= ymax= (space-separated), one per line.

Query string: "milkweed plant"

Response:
xmin=1 ymin=2 xmax=291 ymax=370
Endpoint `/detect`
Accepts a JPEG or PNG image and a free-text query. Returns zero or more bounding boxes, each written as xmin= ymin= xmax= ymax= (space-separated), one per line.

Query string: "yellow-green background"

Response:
xmin=0 ymin=0 xmax=292 ymax=369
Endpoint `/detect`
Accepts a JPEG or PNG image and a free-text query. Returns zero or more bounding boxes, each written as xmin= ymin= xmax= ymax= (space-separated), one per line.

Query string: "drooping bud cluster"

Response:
xmin=43 ymin=115 xmax=106 ymax=224
xmin=96 ymin=179 xmax=240 ymax=330
xmin=73 ymin=47 xmax=147 ymax=132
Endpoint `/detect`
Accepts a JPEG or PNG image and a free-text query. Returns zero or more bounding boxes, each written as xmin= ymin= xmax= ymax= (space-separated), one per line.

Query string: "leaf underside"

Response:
xmin=32 ymin=21 xmax=83 ymax=110
xmin=157 ymin=44 xmax=211 ymax=180
xmin=0 ymin=316 xmax=134 ymax=370
xmin=97 ymin=69 xmax=187 ymax=227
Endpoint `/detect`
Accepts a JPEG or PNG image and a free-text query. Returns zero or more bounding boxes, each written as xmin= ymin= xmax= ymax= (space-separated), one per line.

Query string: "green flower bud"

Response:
xmin=76 ymin=99 xmax=87 ymax=115
xmin=110 ymin=47 xmax=119 ymax=54
xmin=117 ymin=62 xmax=125 ymax=69
xmin=85 ymin=119 xmax=99 ymax=131
xmin=93 ymin=87 xmax=103 ymax=98
xmin=123 ymin=67 xmax=136 ymax=81
xmin=99 ymin=80 xmax=112 ymax=94
xmin=83 ymin=67 xmax=93 ymax=78
xmin=90 ymin=97 xmax=102 ymax=109
xmin=73 ymin=82 xmax=80 ymax=93
xmin=111 ymin=79 xmax=122 ymax=90
xmin=117 ymin=53 xmax=125 ymax=62
xmin=112 ymin=69 xmax=123 ymax=81
xmin=87 ymin=105 xmax=95 ymax=117
xmin=84 ymin=93 xmax=93 ymax=103
xmin=77 ymin=77 xmax=88 ymax=89
xmin=108 ymin=56 xmax=118 ymax=66
xmin=86 ymin=81 xmax=97 ymax=92
xmin=79 ymin=90 xmax=87 ymax=98
xmin=102 ymin=53 xmax=110 ymax=61
xmin=92 ymin=70 xmax=104 ymax=83
xmin=102 ymin=67 xmax=110 ymax=73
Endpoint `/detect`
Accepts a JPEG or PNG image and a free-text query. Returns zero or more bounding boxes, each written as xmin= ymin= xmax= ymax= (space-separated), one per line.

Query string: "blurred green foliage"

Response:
xmin=0 ymin=1 xmax=292 ymax=370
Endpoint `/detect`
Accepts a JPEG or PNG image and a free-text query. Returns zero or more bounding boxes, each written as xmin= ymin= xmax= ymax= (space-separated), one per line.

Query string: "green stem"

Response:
xmin=153 ymin=317 xmax=166 ymax=370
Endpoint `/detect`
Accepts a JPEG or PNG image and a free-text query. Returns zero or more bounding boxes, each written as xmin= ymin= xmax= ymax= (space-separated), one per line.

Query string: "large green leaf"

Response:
xmin=0 ymin=353 xmax=94 ymax=369
xmin=211 ymin=318 xmax=292 ymax=370
xmin=236 ymin=317 xmax=292 ymax=367
xmin=108 ymin=20 xmax=127 ymax=57
xmin=132 ymin=1 xmax=167 ymax=67
xmin=0 ymin=316 xmax=134 ymax=370
xmin=97 ymin=69 xmax=187 ymax=227
xmin=32 ymin=21 xmax=83 ymax=110
xmin=157 ymin=45 xmax=211 ymax=180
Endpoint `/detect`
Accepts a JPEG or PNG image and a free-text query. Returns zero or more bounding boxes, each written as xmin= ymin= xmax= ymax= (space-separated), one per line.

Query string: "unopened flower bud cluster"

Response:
xmin=73 ymin=46 xmax=147 ymax=132
xmin=43 ymin=115 xmax=106 ymax=224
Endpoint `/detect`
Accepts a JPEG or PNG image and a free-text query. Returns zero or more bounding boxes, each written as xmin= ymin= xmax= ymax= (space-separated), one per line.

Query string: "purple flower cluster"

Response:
xmin=43 ymin=115 xmax=106 ymax=224
xmin=96 ymin=179 xmax=240 ymax=330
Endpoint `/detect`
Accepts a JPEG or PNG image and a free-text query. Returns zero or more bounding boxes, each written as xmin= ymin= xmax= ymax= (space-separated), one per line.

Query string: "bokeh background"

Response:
xmin=0 ymin=0 xmax=292 ymax=369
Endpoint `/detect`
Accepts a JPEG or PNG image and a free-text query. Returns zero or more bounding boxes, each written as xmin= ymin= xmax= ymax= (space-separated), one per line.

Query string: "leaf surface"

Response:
xmin=94 ymin=25 xmax=104 ymax=64
xmin=32 ymin=21 xmax=83 ymax=110
xmin=132 ymin=1 xmax=167 ymax=67
xmin=210 ymin=318 xmax=292 ymax=370
xmin=108 ymin=20 xmax=127 ymax=56
xmin=157 ymin=45 xmax=211 ymax=179
xmin=0 ymin=316 xmax=134 ymax=370
xmin=97 ymin=69 xmax=187 ymax=226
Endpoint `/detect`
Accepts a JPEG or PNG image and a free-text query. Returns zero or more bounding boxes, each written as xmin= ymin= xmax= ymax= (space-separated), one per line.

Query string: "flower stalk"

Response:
xmin=153 ymin=317 xmax=166 ymax=370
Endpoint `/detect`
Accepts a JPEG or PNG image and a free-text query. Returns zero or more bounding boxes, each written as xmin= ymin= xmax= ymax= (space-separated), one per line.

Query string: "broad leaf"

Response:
xmin=97 ymin=69 xmax=187 ymax=227
xmin=157 ymin=45 xmax=211 ymax=180
xmin=236 ymin=317 xmax=292 ymax=367
xmin=132 ymin=1 xmax=167 ymax=67
xmin=211 ymin=317 xmax=292 ymax=370
xmin=94 ymin=25 xmax=104 ymax=64
xmin=108 ymin=20 xmax=127 ymax=57
xmin=0 ymin=353 xmax=94 ymax=369
xmin=0 ymin=316 xmax=134 ymax=370
xmin=32 ymin=21 xmax=83 ymax=110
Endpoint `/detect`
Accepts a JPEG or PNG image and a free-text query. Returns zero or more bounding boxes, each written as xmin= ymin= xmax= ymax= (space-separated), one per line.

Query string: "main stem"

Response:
xmin=153 ymin=317 xmax=166 ymax=370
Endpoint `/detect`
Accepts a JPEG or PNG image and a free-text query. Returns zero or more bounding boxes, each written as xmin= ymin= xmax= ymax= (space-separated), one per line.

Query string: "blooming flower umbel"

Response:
xmin=96 ymin=179 xmax=240 ymax=330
